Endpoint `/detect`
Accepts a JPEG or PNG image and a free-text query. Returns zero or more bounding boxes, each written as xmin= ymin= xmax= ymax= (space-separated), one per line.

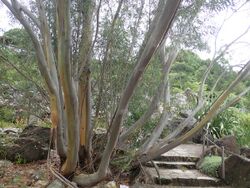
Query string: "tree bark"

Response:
xmin=56 ymin=0 xmax=79 ymax=176
xmin=73 ymin=0 xmax=182 ymax=186
xmin=136 ymin=60 xmax=250 ymax=164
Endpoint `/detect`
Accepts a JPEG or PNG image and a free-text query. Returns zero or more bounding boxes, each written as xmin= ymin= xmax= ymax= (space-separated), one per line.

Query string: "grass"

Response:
xmin=199 ymin=156 xmax=222 ymax=178
xmin=0 ymin=120 xmax=27 ymax=129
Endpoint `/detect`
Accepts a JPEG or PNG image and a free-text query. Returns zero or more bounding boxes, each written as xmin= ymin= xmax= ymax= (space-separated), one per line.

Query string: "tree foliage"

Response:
xmin=0 ymin=0 xmax=250 ymax=186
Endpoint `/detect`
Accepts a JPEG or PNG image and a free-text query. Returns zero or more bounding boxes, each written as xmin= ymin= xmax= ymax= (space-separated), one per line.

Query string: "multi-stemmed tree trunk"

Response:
xmin=1 ymin=0 xmax=181 ymax=186
xmin=2 ymin=0 xmax=250 ymax=187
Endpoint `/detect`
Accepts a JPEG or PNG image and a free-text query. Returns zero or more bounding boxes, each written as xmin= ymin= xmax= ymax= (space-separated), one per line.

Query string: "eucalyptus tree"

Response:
xmin=118 ymin=0 xmax=238 ymax=146
xmin=1 ymin=0 xmax=182 ymax=186
xmin=1 ymin=0 xmax=250 ymax=187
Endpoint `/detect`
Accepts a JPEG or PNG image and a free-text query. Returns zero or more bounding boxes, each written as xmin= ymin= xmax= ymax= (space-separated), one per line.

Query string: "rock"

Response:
xmin=47 ymin=179 xmax=65 ymax=188
xmin=92 ymin=181 xmax=118 ymax=188
xmin=192 ymin=129 xmax=204 ymax=144
xmin=20 ymin=125 xmax=50 ymax=147
xmin=4 ymin=138 xmax=47 ymax=163
xmin=66 ymin=182 xmax=77 ymax=188
xmin=240 ymin=147 xmax=250 ymax=158
xmin=34 ymin=180 xmax=49 ymax=187
xmin=0 ymin=128 xmax=21 ymax=134
xmin=120 ymin=185 xmax=129 ymax=188
xmin=104 ymin=181 xmax=117 ymax=188
xmin=28 ymin=115 xmax=39 ymax=126
xmin=31 ymin=170 xmax=44 ymax=181
xmin=166 ymin=115 xmax=196 ymax=136
xmin=0 ymin=160 xmax=13 ymax=168
xmin=0 ymin=125 xmax=50 ymax=162
xmin=219 ymin=154 xmax=250 ymax=187
xmin=3 ymin=129 xmax=18 ymax=134
xmin=215 ymin=135 xmax=240 ymax=154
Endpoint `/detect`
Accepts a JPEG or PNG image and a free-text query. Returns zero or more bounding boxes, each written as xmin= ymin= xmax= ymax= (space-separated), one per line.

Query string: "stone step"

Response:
xmin=145 ymin=161 xmax=196 ymax=169
xmin=131 ymin=183 xmax=231 ymax=188
xmin=155 ymin=155 xmax=200 ymax=162
xmin=145 ymin=168 xmax=224 ymax=186
xmin=154 ymin=144 xmax=204 ymax=162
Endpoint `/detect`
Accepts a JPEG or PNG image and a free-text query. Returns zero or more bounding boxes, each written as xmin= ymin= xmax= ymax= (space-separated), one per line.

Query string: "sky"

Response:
xmin=197 ymin=1 xmax=250 ymax=67
xmin=0 ymin=0 xmax=250 ymax=67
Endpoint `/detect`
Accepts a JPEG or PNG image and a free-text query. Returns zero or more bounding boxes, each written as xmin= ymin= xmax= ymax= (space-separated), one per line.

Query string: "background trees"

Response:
xmin=0 ymin=0 xmax=250 ymax=186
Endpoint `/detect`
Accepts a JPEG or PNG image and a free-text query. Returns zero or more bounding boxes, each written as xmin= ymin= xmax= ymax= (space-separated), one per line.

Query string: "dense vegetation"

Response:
xmin=1 ymin=28 xmax=249 ymax=147
xmin=0 ymin=0 xmax=249 ymax=186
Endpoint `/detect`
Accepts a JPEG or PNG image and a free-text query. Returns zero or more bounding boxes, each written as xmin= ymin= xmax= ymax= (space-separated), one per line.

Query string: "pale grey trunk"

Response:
xmin=73 ymin=0 xmax=182 ymax=186
xmin=118 ymin=47 xmax=178 ymax=146
xmin=137 ymin=60 xmax=250 ymax=164
xmin=138 ymin=47 xmax=178 ymax=154
xmin=216 ymin=85 xmax=250 ymax=115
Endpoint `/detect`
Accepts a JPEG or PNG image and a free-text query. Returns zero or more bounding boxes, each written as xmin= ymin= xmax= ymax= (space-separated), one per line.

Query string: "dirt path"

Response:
xmin=0 ymin=160 xmax=50 ymax=188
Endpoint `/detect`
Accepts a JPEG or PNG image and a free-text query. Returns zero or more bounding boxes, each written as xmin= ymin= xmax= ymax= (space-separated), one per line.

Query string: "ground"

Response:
xmin=0 ymin=160 xmax=50 ymax=188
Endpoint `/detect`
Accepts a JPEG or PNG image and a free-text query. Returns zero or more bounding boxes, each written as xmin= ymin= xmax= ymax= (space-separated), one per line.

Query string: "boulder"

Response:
xmin=20 ymin=125 xmax=50 ymax=146
xmin=215 ymin=135 xmax=240 ymax=154
xmin=219 ymin=154 xmax=250 ymax=187
xmin=4 ymin=138 xmax=47 ymax=163
xmin=240 ymin=147 xmax=250 ymax=158
xmin=0 ymin=125 xmax=50 ymax=163
xmin=47 ymin=179 xmax=65 ymax=188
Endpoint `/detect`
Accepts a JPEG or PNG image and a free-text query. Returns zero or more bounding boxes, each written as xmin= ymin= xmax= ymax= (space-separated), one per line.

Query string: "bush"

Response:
xmin=238 ymin=113 xmax=250 ymax=147
xmin=0 ymin=107 xmax=14 ymax=122
xmin=210 ymin=107 xmax=250 ymax=147
xmin=199 ymin=156 xmax=222 ymax=177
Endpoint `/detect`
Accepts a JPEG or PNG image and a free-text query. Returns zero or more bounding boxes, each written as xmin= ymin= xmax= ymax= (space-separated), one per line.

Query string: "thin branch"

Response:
xmin=213 ymin=0 xmax=249 ymax=55
xmin=98 ymin=0 xmax=181 ymax=177
xmin=19 ymin=4 xmax=41 ymax=28
xmin=0 ymin=54 xmax=48 ymax=102
xmin=92 ymin=0 xmax=102 ymax=52
xmin=199 ymin=24 xmax=250 ymax=102
xmin=137 ymin=60 xmax=250 ymax=164
xmin=118 ymin=47 xmax=178 ymax=145
xmin=2 ymin=0 xmax=56 ymax=94
xmin=211 ymin=69 xmax=227 ymax=93
xmin=217 ymin=84 xmax=250 ymax=115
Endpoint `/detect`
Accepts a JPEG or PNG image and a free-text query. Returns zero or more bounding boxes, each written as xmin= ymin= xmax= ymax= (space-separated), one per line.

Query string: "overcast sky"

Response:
xmin=198 ymin=1 xmax=250 ymax=67
xmin=0 ymin=0 xmax=250 ymax=67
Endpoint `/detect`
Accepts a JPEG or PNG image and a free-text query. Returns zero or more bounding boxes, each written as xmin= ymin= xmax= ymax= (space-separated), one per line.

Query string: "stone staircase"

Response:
xmin=142 ymin=144 xmax=229 ymax=187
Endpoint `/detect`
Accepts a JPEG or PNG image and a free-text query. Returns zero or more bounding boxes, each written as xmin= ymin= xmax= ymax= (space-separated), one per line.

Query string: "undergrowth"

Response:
xmin=199 ymin=156 xmax=222 ymax=178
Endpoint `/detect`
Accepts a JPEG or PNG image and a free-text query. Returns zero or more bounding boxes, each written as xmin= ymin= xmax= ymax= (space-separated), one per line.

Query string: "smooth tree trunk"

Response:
xmin=136 ymin=47 xmax=178 ymax=154
xmin=136 ymin=60 xmax=250 ymax=164
xmin=56 ymin=0 xmax=80 ymax=176
xmin=73 ymin=0 xmax=182 ymax=186
xmin=76 ymin=0 xmax=95 ymax=168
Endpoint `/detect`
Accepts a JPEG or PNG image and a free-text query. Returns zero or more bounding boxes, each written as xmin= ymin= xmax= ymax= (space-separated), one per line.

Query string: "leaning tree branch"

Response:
xmin=136 ymin=60 xmax=250 ymax=164
xmin=217 ymin=84 xmax=250 ymax=115
xmin=1 ymin=0 xmax=56 ymax=94
xmin=19 ymin=4 xmax=41 ymax=28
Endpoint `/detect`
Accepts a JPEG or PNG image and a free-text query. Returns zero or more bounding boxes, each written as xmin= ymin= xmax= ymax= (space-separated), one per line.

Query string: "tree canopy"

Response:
xmin=0 ymin=0 xmax=250 ymax=187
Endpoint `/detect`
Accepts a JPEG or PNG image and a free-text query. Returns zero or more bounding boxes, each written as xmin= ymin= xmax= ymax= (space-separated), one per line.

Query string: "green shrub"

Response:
xmin=199 ymin=156 xmax=222 ymax=177
xmin=15 ymin=153 xmax=26 ymax=164
xmin=0 ymin=107 xmax=14 ymax=122
xmin=0 ymin=120 xmax=12 ymax=128
xmin=238 ymin=113 xmax=250 ymax=147
xmin=210 ymin=107 xmax=250 ymax=147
